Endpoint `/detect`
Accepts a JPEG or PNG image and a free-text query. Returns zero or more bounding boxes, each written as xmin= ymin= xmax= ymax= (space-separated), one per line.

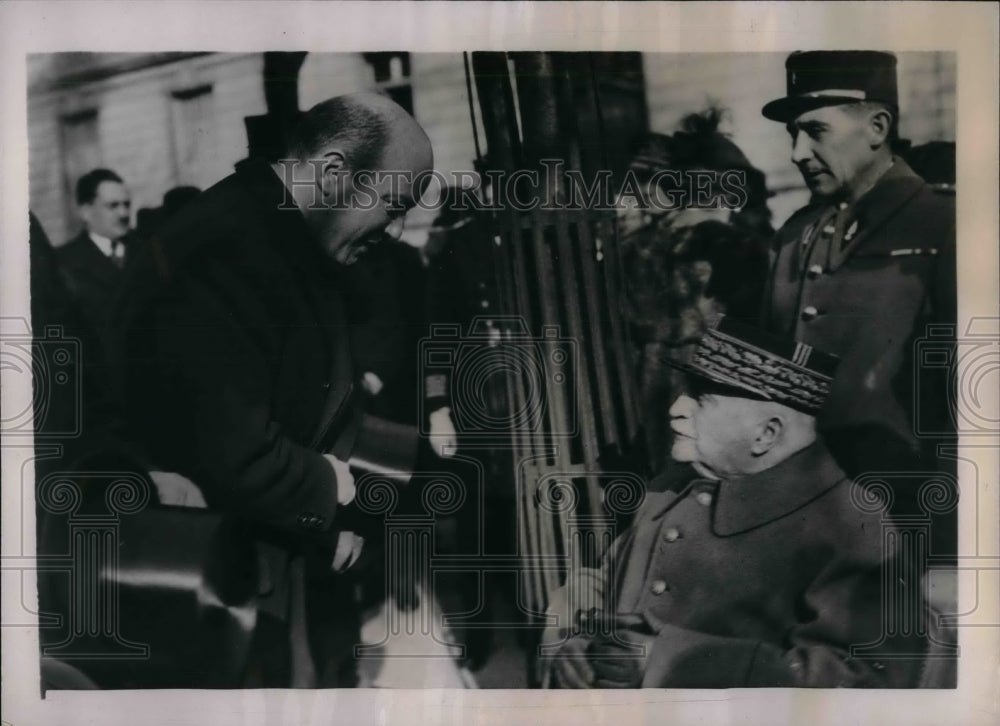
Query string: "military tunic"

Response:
xmin=761 ymin=158 xmax=956 ymax=476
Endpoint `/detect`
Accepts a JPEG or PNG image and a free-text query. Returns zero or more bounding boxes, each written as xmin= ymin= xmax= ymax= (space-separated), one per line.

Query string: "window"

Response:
xmin=59 ymin=108 xmax=100 ymax=230
xmin=169 ymin=83 xmax=215 ymax=187
xmin=362 ymin=52 xmax=413 ymax=115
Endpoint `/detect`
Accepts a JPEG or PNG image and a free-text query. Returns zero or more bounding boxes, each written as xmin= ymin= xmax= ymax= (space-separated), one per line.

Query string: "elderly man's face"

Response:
xmin=787 ymin=104 xmax=879 ymax=199
xmin=669 ymin=391 xmax=760 ymax=477
xmin=81 ymin=181 xmax=131 ymax=240
xmin=313 ymin=125 xmax=433 ymax=266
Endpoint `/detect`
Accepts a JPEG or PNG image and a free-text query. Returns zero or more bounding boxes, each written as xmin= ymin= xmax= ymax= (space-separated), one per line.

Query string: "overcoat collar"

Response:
xmin=647 ymin=441 xmax=849 ymax=536
xmin=116 ymin=158 xmax=336 ymax=346
xmin=141 ymin=158 xmax=334 ymax=284
xmin=712 ymin=441 xmax=848 ymax=535
xmin=233 ymin=158 xmax=335 ymax=277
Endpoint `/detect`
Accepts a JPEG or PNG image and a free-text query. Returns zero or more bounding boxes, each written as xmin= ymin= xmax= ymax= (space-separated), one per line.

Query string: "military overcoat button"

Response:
xmin=801 ymin=306 xmax=819 ymax=321
xmin=696 ymin=491 xmax=713 ymax=507
xmin=651 ymin=580 xmax=668 ymax=595
xmin=664 ymin=527 xmax=681 ymax=542
xmin=807 ymin=264 xmax=824 ymax=279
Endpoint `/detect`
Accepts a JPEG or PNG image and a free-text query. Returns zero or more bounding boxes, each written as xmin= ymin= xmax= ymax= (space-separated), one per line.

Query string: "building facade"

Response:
xmin=28 ymin=51 xmax=955 ymax=246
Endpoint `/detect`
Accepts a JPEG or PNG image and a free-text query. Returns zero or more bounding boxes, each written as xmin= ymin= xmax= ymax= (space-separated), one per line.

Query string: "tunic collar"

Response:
xmin=828 ymin=156 xmax=926 ymax=269
xmin=643 ymin=441 xmax=848 ymax=535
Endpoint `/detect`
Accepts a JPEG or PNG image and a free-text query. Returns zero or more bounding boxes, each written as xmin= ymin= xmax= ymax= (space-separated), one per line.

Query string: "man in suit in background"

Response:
xmin=54 ymin=168 xmax=134 ymax=360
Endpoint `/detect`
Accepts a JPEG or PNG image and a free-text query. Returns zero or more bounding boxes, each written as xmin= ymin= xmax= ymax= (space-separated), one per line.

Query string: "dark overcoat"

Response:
xmin=608 ymin=442 xmax=926 ymax=688
xmin=761 ymin=158 xmax=956 ymax=477
xmin=54 ymin=230 xmax=128 ymax=360
xmin=114 ymin=158 xmax=355 ymax=545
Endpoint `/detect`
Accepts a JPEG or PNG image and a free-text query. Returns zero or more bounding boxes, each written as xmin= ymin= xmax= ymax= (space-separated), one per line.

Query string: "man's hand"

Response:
xmin=538 ymin=568 xmax=606 ymax=687
xmin=323 ymin=453 xmax=356 ymax=505
xmin=331 ymin=530 xmax=365 ymax=573
xmin=550 ymin=636 xmax=596 ymax=689
xmin=361 ymin=371 xmax=384 ymax=396
xmin=149 ymin=470 xmax=208 ymax=508
xmin=587 ymin=629 xmax=655 ymax=688
xmin=429 ymin=407 xmax=457 ymax=458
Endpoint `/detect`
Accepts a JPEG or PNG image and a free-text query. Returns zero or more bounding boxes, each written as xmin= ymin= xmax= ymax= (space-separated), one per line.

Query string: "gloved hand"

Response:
xmin=587 ymin=627 xmax=656 ymax=688
xmin=331 ymin=530 xmax=365 ymax=572
xmin=428 ymin=406 xmax=457 ymax=458
xmin=361 ymin=371 xmax=384 ymax=396
xmin=550 ymin=635 xmax=596 ymax=689
xmin=323 ymin=453 xmax=356 ymax=505
xmin=538 ymin=570 xmax=606 ymax=688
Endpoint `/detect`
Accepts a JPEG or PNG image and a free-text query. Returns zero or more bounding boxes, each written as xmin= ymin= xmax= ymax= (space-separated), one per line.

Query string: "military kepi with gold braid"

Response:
xmin=681 ymin=316 xmax=840 ymax=414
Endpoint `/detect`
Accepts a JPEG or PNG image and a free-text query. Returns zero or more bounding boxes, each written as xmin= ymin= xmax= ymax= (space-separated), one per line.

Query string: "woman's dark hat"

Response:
xmin=762 ymin=50 xmax=898 ymax=123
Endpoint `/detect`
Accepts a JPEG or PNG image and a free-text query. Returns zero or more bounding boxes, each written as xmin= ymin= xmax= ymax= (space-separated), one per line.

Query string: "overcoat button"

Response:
xmin=801 ymin=306 xmax=819 ymax=321
xmin=651 ymin=580 xmax=668 ymax=595
xmin=664 ymin=527 xmax=681 ymax=542
xmin=696 ymin=491 xmax=713 ymax=507
xmin=807 ymin=264 xmax=824 ymax=279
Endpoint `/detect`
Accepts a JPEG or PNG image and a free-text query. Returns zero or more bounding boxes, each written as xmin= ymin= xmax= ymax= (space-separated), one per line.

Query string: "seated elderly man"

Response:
xmin=541 ymin=316 xmax=928 ymax=688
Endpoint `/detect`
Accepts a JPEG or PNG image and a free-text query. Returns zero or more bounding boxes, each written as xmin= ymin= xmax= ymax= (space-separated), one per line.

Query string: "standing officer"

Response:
xmin=759 ymin=52 xmax=956 ymax=546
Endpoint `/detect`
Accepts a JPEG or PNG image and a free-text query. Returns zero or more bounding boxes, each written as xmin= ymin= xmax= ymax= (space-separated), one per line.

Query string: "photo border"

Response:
xmin=2 ymin=3 xmax=997 ymax=725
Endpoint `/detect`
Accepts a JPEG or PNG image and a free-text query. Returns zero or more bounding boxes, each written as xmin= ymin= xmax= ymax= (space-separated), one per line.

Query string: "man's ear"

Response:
xmin=866 ymin=107 xmax=893 ymax=148
xmin=78 ymin=203 xmax=94 ymax=227
xmin=751 ymin=415 xmax=783 ymax=456
xmin=319 ymin=150 xmax=348 ymax=203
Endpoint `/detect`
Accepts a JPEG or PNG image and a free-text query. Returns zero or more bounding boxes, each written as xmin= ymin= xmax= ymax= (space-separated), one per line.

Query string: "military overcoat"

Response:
xmin=604 ymin=442 xmax=926 ymax=688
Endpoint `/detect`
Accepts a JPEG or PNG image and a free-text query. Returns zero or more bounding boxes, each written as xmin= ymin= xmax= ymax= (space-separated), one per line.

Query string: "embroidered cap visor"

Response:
xmin=674 ymin=316 xmax=840 ymax=415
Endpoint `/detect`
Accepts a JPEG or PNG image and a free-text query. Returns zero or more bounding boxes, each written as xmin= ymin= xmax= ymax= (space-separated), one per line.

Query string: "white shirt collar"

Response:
xmin=88 ymin=231 xmax=121 ymax=259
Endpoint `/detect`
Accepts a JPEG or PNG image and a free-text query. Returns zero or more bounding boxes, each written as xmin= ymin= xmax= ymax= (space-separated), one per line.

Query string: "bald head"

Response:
xmin=276 ymin=92 xmax=433 ymax=265
xmin=286 ymin=92 xmax=430 ymax=171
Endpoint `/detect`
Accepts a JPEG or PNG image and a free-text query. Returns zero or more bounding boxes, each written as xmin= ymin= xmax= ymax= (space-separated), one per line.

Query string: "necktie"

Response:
xmin=801 ymin=201 xmax=853 ymax=275
xmin=111 ymin=239 xmax=126 ymax=269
